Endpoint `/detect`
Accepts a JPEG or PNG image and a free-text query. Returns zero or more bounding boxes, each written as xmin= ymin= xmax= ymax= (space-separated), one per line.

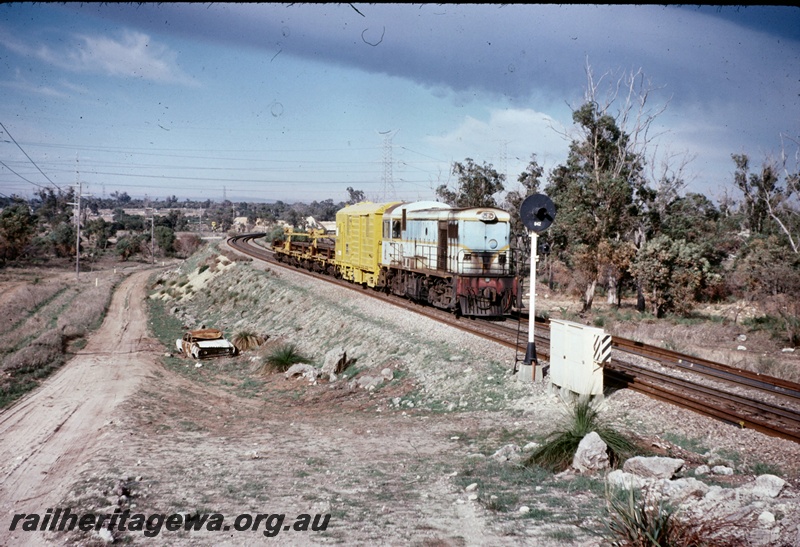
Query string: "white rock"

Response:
xmin=758 ymin=511 xmax=775 ymax=527
xmin=96 ymin=528 xmax=114 ymax=543
xmin=745 ymin=474 xmax=786 ymax=498
xmin=694 ymin=465 xmax=710 ymax=476
xmin=606 ymin=470 xmax=647 ymax=491
xmin=655 ymin=477 xmax=709 ymax=503
xmin=518 ymin=506 xmax=530 ymax=514
xmin=711 ymin=465 xmax=734 ymax=476
xmin=491 ymin=444 xmax=522 ymax=463
xmin=703 ymin=485 xmax=737 ymax=503
xmin=357 ymin=375 xmax=382 ymax=390
xmin=284 ymin=363 xmax=319 ymax=381
xmin=465 ymin=483 xmax=478 ymax=492
xmin=572 ymin=431 xmax=609 ymax=474
xmin=623 ymin=456 xmax=684 ymax=479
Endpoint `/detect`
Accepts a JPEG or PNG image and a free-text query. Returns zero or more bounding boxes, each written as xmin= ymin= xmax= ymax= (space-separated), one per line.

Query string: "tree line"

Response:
xmin=0 ymin=186 xmax=365 ymax=265
xmin=1 ymin=68 xmax=797 ymax=343
xmin=433 ymin=68 xmax=798 ymax=344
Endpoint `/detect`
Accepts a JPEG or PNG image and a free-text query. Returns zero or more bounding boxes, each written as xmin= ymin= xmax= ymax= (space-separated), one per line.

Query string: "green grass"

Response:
xmin=259 ymin=343 xmax=311 ymax=374
xmin=600 ymin=484 xmax=740 ymax=546
xmin=749 ymin=461 xmax=782 ymax=476
xmin=524 ymin=397 xmax=638 ymax=472
xmin=660 ymin=432 xmax=709 ymax=455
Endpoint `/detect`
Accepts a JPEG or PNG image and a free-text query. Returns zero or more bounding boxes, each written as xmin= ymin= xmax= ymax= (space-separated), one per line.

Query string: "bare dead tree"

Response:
xmin=769 ymin=133 xmax=800 ymax=254
xmin=648 ymin=143 xmax=696 ymax=218
xmin=580 ymin=59 xmax=672 ymax=177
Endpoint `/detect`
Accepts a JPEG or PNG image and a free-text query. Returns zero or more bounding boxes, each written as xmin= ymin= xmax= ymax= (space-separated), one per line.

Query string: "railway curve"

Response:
xmin=227 ymin=233 xmax=800 ymax=444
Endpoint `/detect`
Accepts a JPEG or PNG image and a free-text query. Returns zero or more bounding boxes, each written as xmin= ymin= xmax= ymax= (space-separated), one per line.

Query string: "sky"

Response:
xmin=0 ymin=3 xmax=798 ymax=205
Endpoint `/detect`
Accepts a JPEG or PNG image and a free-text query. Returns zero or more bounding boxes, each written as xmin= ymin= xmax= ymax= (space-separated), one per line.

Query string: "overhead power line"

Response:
xmin=0 ymin=121 xmax=60 ymax=190
xmin=0 ymin=159 xmax=48 ymax=189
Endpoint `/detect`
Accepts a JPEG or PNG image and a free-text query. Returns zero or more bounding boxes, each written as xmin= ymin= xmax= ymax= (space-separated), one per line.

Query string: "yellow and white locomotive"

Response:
xmin=274 ymin=200 xmax=518 ymax=318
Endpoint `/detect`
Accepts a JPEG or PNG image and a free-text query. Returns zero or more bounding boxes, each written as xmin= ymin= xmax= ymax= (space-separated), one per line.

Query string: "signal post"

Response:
xmin=517 ymin=194 xmax=556 ymax=383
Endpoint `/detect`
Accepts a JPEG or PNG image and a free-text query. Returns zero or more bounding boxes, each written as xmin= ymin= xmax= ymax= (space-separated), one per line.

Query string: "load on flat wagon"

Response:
xmin=176 ymin=328 xmax=238 ymax=359
xmin=271 ymin=200 xmax=518 ymax=318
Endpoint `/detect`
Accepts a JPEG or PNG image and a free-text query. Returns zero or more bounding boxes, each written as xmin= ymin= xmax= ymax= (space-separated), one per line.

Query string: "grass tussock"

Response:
xmin=257 ymin=343 xmax=310 ymax=374
xmin=232 ymin=330 xmax=267 ymax=352
xmin=602 ymin=485 xmax=743 ymax=546
xmin=524 ymin=396 xmax=637 ymax=472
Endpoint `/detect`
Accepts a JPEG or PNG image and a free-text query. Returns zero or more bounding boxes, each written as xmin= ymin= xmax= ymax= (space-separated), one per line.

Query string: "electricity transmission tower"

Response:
xmin=379 ymin=130 xmax=397 ymax=200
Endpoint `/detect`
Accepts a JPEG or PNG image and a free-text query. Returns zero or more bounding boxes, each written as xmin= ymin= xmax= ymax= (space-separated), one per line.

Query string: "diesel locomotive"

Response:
xmin=272 ymin=200 xmax=518 ymax=318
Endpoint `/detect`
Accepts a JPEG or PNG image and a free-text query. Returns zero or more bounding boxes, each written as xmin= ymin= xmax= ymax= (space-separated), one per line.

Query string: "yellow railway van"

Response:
xmin=335 ymin=201 xmax=402 ymax=286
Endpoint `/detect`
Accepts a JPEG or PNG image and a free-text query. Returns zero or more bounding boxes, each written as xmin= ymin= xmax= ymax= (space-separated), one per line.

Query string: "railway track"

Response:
xmin=228 ymin=233 xmax=800 ymax=444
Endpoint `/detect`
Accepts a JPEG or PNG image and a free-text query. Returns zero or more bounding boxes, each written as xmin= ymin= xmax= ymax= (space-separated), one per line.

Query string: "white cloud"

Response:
xmin=2 ymin=28 xmax=197 ymax=86
xmin=0 ymin=69 xmax=67 ymax=98
xmin=426 ymin=108 xmax=570 ymax=183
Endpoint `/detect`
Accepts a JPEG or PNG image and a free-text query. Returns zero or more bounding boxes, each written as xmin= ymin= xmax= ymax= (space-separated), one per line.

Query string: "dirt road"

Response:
xmin=0 ymin=270 xmax=160 ymax=546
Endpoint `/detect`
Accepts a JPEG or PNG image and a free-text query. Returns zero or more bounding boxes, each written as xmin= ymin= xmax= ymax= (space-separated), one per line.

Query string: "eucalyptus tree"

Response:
xmin=544 ymin=101 xmax=644 ymax=311
xmin=0 ymin=200 xmax=36 ymax=263
xmin=543 ymin=64 xmax=673 ymax=311
xmin=503 ymin=155 xmax=545 ymax=284
xmin=630 ymin=234 xmax=716 ymax=318
xmin=503 ymin=155 xmax=544 ymax=237
xmin=436 ymin=158 xmax=505 ymax=208
xmin=346 ymin=187 xmax=366 ymax=205
xmin=732 ymin=143 xmax=799 ymax=254
xmin=729 ymin=144 xmax=800 ymax=344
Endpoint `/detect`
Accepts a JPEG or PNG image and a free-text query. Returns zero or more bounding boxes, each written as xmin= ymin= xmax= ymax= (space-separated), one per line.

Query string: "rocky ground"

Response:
xmin=2 ymin=243 xmax=800 ymax=546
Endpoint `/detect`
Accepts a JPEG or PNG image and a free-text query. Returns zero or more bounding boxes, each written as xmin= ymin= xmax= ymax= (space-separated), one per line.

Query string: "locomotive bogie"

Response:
xmin=455 ymin=275 xmax=518 ymax=317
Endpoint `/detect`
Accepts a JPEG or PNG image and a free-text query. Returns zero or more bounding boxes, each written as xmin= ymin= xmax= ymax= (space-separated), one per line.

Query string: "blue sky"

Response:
xmin=0 ymin=3 xmax=798 ymax=205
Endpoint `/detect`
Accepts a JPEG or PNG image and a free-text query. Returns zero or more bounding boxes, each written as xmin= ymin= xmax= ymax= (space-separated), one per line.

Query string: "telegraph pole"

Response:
xmin=69 ymin=156 xmax=84 ymax=280
xmin=378 ymin=130 xmax=396 ymax=200
xmin=145 ymin=205 xmax=155 ymax=264
xmin=151 ymin=216 xmax=155 ymax=264
xmin=74 ymin=181 xmax=81 ymax=279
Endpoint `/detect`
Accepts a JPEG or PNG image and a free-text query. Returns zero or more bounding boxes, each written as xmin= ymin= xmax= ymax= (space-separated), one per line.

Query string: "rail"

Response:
xmin=227 ymin=233 xmax=800 ymax=444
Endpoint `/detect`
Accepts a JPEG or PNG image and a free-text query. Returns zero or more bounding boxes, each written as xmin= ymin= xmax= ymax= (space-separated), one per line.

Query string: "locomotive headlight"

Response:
xmin=478 ymin=211 xmax=496 ymax=221
xmin=488 ymin=239 xmax=498 ymax=249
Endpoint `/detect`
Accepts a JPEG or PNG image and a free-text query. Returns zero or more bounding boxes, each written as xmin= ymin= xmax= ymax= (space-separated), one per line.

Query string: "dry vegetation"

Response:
xmin=4 ymin=241 xmax=799 ymax=546
xmin=530 ymin=284 xmax=800 ymax=383
xmin=0 ymin=266 xmax=126 ymax=408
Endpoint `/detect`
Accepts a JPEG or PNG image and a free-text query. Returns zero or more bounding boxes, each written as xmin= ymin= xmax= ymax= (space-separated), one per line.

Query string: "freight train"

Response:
xmin=271 ymin=201 xmax=518 ymax=318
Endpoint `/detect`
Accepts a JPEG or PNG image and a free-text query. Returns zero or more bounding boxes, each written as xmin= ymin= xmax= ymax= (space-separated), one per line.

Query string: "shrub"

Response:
xmin=176 ymin=233 xmax=204 ymax=257
xmin=232 ymin=330 xmax=266 ymax=352
xmin=602 ymin=485 xmax=742 ymax=546
xmin=258 ymin=343 xmax=310 ymax=374
xmin=524 ymin=396 xmax=637 ymax=472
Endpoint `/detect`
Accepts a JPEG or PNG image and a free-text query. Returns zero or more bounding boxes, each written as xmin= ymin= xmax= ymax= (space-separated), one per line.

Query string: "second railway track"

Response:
xmin=228 ymin=233 xmax=800 ymax=444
